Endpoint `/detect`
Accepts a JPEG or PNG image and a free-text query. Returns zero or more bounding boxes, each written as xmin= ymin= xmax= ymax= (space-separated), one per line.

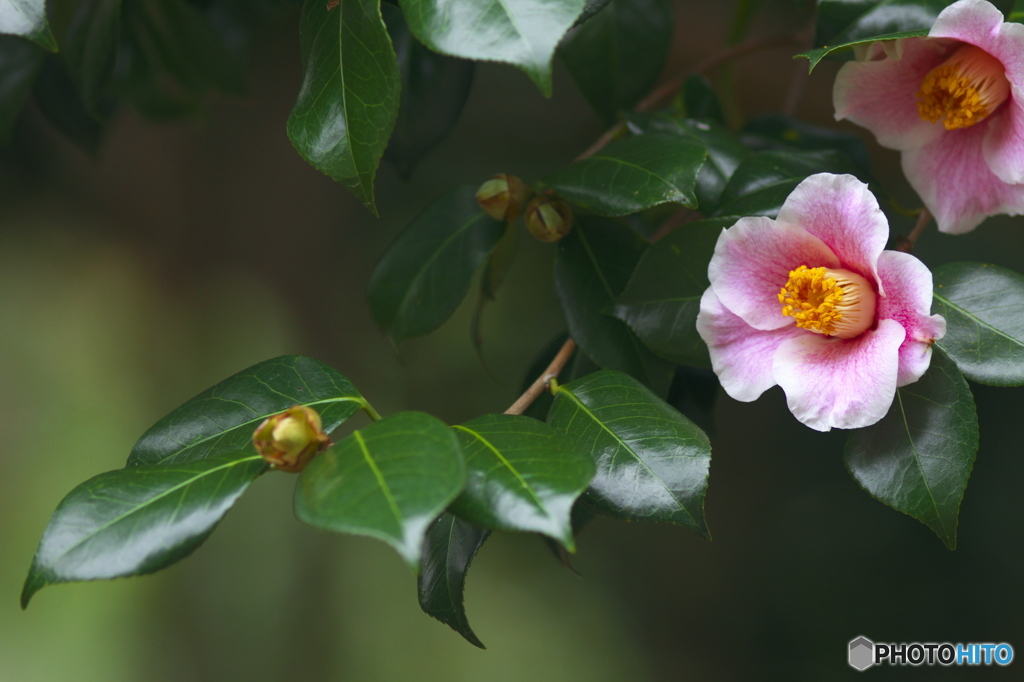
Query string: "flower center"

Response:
xmin=916 ymin=44 xmax=1010 ymax=130
xmin=778 ymin=266 xmax=877 ymax=338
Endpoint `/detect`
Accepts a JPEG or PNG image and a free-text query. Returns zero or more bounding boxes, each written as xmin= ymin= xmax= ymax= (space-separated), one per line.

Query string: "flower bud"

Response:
xmin=476 ymin=173 xmax=532 ymax=222
xmin=253 ymin=406 xmax=331 ymax=473
xmin=525 ymin=196 xmax=574 ymax=242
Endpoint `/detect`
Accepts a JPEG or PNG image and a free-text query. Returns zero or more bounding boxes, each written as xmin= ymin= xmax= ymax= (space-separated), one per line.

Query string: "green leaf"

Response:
xmin=559 ymin=0 xmax=673 ymax=123
xmin=21 ymin=452 xmax=266 ymax=608
xmin=450 ymin=414 xmax=595 ymax=549
xmin=612 ymin=217 xmax=736 ymax=367
xmin=0 ymin=0 xmax=57 ymax=51
xmin=295 ymin=411 xmax=466 ymax=569
xmin=1013 ymin=0 xmax=1024 ymax=23
xmin=546 ymin=132 xmax=706 ymax=216
xmin=381 ymin=4 xmax=475 ymax=178
xmin=61 ymin=0 xmax=122 ymax=110
xmin=844 ymin=349 xmax=978 ymax=550
xmin=128 ymin=355 xmax=366 ymax=467
xmin=548 ymin=370 xmax=711 ymax=537
xmin=287 ymin=0 xmax=401 ymax=214
xmin=368 ymin=185 xmax=506 ymax=344
xmin=627 ymin=112 xmax=749 ymax=213
xmin=399 ymin=0 xmax=586 ymax=96
xmin=798 ymin=28 xmax=929 ymax=72
xmin=0 ymin=35 xmax=45 ymax=143
xmin=742 ymin=113 xmax=871 ymax=173
xmin=933 ymin=262 xmax=1024 ymax=386
xmin=555 ymin=216 xmax=675 ymax=395
xmin=680 ymin=74 xmax=724 ymax=124
xmin=713 ymin=149 xmax=862 ymax=218
xmin=418 ymin=513 xmax=489 ymax=648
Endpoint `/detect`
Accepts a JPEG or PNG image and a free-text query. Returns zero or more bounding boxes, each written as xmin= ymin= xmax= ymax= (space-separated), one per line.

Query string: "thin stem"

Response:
xmin=362 ymin=401 xmax=383 ymax=422
xmin=895 ymin=209 xmax=932 ymax=253
xmin=505 ymin=338 xmax=577 ymax=415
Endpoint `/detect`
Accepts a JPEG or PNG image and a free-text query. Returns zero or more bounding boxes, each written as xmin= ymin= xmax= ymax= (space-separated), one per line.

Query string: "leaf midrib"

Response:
xmin=50 ymin=455 xmax=264 ymax=567
xmin=934 ymin=292 xmax=1024 ymax=349
xmin=452 ymin=425 xmax=548 ymax=514
xmin=554 ymin=385 xmax=696 ymax=526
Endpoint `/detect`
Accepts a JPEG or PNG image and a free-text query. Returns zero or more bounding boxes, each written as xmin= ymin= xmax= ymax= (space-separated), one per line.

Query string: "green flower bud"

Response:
xmin=253 ymin=405 xmax=331 ymax=473
xmin=525 ymin=196 xmax=574 ymax=242
xmin=476 ymin=173 xmax=532 ymax=222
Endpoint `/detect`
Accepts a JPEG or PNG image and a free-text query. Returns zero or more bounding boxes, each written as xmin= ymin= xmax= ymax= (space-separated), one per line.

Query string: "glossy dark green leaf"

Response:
xmin=21 ymin=452 xmax=267 ymax=608
xmin=368 ymin=185 xmax=505 ymax=343
xmin=418 ymin=512 xmax=489 ymax=648
xmin=541 ymin=497 xmax=600 ymax=573
xmin=399 ymin=0 xmax=586 ymax=96
xmin=295 ymin=411 xmax=466 ymax=569
xmin=32 ymin=56 xmax=105 ymax=153
xmin=627 ymin=112 xmax=748 ymax=213
xmin=680 ymin=74 xmax=724 ymax=124
xmin=933 ymin=262 xmax=1024 ymax=386
xmin=287 ymin=0 xmax=400 ymax=214
xmin=0 ymin=35 xmax=45 ymax=143
xmin=555 ymin=216 xmax=674 ymax=395
xmin=548 ymin=370 xmax=711 ymax=537
xmin=382 ymin=4 xmax=475 ymax=178
xmin=713 ymin=149 xmax=862 ymax=218
xmin=559 ymin=0 xmax=672 ymax=123
xmin=844 ymin=349 xmax=978 ymax=550
xmin=666 ymin=365 xmax=719 ymax=436
xmin=0 ymin=0 xmax=57 ymax=51
xmin=742 ymin=114 xmax=871 ymax=173
xmin=61 ymin=0 xmax=122 ymax=110
xmin=612 ymin=217 xmax=737 ymax=367
xmin=546 ymin=133 xmax=706 ymax=216
xmin=128 ymin=355 xmax=366 ymax=467
xmin=451 ymin=414 xmax=595 ymax=549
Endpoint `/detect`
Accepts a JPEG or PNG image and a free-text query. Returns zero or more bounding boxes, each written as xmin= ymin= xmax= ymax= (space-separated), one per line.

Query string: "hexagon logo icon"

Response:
xmin=849 ymin=636 xmax=874 ymax=671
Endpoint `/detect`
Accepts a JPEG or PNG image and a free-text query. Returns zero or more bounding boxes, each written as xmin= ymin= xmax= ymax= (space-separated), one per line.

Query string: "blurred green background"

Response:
xmin=3 ymin=2 xmax=1024 ymax=680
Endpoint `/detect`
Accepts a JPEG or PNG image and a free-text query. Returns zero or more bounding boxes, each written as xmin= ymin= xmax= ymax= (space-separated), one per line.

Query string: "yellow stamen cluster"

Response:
xmin=779 ymin=266 xmax=845 ymax=335
xmin=917 ymin=44 xmax=1010 ymax=130
xmin=779 ymin=265 xmax=877 ymax=339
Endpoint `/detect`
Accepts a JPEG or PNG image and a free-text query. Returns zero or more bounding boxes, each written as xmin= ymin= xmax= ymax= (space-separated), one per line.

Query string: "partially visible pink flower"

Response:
xmin=696 ymin=173 xmax=946 ymax=432
xmin=834 ymin=0 xmax=1024 ymax=234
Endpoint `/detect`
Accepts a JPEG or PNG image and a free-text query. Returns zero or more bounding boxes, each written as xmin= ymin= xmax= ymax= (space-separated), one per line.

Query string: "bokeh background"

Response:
xmin=3 ymin=1 xmax=1024 ymax=680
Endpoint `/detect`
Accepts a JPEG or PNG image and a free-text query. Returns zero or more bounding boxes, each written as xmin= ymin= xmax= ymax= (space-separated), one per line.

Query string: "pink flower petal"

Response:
xmin=930 ymin=0 xmax=1015 ymax=71
xmin=708 ymin=216 xmax=839 ymax=331
xmin=876 ymin=251 xmax=947 ymax=386
xmin=983 ymin=85 xmax=1024 ymax=184
xmin=775 ymin=174 xmax=889 ymax=279
xmin=834 ymin=37 xmax=948 ymax=151
xmin=696 ymin=289 xmax=803 ymax=402
xmin=772 ymin=319 xmax=906 ymax=432
xmin=902 ymin=119 xmax=1024 ymax=233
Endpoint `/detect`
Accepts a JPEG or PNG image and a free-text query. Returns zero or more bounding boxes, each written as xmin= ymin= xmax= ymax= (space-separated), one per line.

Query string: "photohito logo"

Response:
xmin=848 ymin=636 xmax=1014 ymax=670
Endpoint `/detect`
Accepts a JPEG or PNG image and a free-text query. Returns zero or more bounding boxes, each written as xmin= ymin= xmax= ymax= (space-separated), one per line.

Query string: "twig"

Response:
xmin=576 ymin=35 xmax=805 ymax=161
xmin=650 ymin=207 xmax=697 ymax=243
xmin=895 ymin=209 xmax=932 ymax=253
xmin=505 ymin=338 xmax=577 ymax=415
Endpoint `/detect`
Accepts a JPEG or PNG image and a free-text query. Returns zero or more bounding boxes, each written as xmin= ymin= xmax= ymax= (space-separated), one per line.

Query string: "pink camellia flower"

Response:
xmin=696 ymin=173 xmax=946 ymax=432
xmin=833 ymin=0 xmax=1024 ymax=234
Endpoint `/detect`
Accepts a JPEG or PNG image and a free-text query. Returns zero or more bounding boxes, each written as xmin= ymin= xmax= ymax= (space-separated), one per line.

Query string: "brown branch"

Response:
xmin=505 ymin=338 xmax=577 ymax=415
xmin=895 ymin=209 xmax=932 ymax=253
